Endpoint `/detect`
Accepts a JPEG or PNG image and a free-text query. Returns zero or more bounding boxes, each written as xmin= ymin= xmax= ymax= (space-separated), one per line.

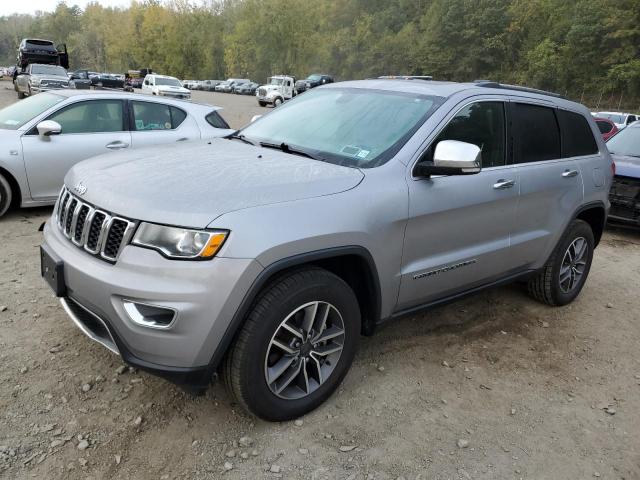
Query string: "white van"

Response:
xmin=142 ymin=74 xmax=191 ymax=100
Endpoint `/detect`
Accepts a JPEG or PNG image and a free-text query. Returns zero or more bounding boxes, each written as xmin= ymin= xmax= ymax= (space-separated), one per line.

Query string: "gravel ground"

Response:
xmin=1 ymin=79 xmax=639 ymax=479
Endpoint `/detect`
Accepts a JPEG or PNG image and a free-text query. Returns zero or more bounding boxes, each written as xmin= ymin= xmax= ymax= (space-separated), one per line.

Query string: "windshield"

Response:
xmin=0 ymin=92 xmax=65 ymax=130
xmin=240 ymin=88 xmax=442 ymax=168
xmin=155 ymin=77 xmax=181 ymax=87
xmin=598 ymin=113 xmax=625 ymax=124
xmin=607 ymin=126 xmax=640 ymax=157
xmin=307 ymin=75 xmax=322 ymax=81
xmin=269 ymin=78 xmax=284 ymax=86
xmin=31 ymin=65 xmax=67 ymax=76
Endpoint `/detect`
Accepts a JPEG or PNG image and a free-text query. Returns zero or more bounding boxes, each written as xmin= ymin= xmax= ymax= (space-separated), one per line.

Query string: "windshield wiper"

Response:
xmin=226 ymin=132 xmax=258 ymax=146
xmin=259 ymin=141 xmax=320 ymax=160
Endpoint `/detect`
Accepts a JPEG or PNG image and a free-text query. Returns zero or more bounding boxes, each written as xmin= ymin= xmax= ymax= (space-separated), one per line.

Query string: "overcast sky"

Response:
xmin=0 ymin=0 xmax=133 ymax=16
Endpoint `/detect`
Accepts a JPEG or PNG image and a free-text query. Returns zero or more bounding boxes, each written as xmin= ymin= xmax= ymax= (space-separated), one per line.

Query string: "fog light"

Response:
xmin=123 ymin=300 xmax=176 ymax=329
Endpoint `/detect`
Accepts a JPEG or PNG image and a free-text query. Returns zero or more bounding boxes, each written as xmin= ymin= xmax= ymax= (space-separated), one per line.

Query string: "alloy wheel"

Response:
xmin=264 ymin=301 xmax=345 ymax=400
xmin=559 ymin=237 xmax=588 ymax=293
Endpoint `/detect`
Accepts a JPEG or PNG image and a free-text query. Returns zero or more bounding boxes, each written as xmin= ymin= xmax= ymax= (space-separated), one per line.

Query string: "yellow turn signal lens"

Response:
xmin=199 ymin=232 xmax=228 ymax=258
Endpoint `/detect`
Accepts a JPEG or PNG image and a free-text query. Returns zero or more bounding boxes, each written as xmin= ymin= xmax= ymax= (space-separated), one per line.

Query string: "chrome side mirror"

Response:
xmin=414 ymin=140 xmax=481 ymax=177
xmin=37 ymin=120 xmax=62 ymax=137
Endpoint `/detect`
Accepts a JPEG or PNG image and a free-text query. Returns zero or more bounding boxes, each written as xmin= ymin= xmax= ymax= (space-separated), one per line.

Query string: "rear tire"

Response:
xmin=527 ymin=219 xmax=594 ymax=306
xmin=0 ymin=173 xmax=13 ymax=218
xmin=224 ymin=267 xmax=360 ymax=421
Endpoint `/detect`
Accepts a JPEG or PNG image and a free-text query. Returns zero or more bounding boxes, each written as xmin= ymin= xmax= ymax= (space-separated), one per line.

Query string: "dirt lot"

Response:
xmin=1 ymin=78 xmax=639 ymax=480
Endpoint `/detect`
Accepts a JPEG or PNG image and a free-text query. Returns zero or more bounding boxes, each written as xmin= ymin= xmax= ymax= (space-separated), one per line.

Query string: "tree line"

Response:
xmin=1 ymin=0 xmax=639 ymax=110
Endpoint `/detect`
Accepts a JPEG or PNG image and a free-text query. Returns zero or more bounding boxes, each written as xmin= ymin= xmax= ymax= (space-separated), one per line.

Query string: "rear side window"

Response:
xmin=132 ymin=101 xmax=187 ymax=130
xmin=558 ymin=110 xmax=598 ymax=157
xmin=596 ymin=120 xmax=613 ymax=134
xmin=205 ymin=111 xmax=230 ymax=129
xmin=512 ymin=103 xmax=560 ymax=163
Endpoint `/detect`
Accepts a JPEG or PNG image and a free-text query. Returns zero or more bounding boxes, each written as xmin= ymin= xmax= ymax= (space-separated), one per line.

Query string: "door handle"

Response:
xmin=562 ymin=169 xmax=579 ymax=178
xmin=176 ymin=137 xmax=188 ymax=142
xmin=493 ymin=179 xmax=516 ymax=190
xmin=105 ymin=141 xmax=129 ymax=150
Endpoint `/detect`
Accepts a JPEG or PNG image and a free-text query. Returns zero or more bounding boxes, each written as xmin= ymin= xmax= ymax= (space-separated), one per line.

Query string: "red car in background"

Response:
xmin=594 ymin=117 xmax=619 ymax=141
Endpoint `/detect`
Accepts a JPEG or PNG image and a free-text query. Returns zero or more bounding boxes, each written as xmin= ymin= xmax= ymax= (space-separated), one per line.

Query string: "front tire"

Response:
xmin=258 ymin=101 xmax=267 ymax=107
xmin=0 ymin=173 xmax=13 ymax=218
xmin=273 ymin=97 xmax=283 ymax=107
xmin=224 ymin=267 xmax=360 ymax=421
xmin=527 ymin=219 xmax=594 ymax=306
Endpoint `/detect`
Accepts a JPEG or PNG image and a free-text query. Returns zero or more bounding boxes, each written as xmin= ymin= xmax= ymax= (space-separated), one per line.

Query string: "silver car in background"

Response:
xmin=0 ymin=90 xmax=234 ymax=217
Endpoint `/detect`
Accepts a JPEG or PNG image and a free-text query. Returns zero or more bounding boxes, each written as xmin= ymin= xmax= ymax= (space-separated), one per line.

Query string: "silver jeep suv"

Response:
xmin=40 ymin=79 xmax=613 ymax=420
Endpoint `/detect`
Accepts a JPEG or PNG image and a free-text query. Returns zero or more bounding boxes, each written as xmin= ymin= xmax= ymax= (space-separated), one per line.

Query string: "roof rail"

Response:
xmin=378 ymin=75 xmax=433 ymax=81
xmin=474 ymin=80 xmax=565 ymax=99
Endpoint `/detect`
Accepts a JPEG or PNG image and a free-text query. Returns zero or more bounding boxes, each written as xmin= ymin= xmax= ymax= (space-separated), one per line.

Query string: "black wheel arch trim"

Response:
xmin=538 ymin=200 xmax=606 ymax=268
xmin=571 ymin=200 xmax=607 ymax=247
xmin=205 ymin=245 xmax=382 ymax=378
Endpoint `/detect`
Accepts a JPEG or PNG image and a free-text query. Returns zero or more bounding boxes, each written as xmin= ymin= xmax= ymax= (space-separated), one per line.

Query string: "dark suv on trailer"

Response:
xmin=41 ymin=79 xmax=612 ymax=421
xmin=17 ymin=38 xmax=68 ymax=70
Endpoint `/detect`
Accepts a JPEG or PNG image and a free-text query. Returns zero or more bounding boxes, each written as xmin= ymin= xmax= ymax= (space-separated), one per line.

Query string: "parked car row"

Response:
xmin=181 ymin=73 xmax=333 ymax=102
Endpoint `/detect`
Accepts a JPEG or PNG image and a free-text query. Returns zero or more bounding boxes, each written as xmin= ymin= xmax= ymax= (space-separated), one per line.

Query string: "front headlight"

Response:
xmin=132 ymin=223 xmax=228 ymax=260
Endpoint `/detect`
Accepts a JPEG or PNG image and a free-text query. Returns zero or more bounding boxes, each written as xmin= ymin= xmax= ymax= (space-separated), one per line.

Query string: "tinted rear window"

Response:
xmin=26 ymin=39 xmax=54 ymax=46
xmin=513 ymin=103 xmax=561 ymax=163
xmin=205 ymin=111 xmax=230 ymax=129
xmin=558 ymin=110 xmax=598 ymax=157
xmin=596 ymin=120 xmax=613 ymax=134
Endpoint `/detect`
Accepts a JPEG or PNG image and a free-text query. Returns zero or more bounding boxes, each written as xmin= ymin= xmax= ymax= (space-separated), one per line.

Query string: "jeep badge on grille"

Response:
xmin=73 ymin=182 xmax=87 ymax=196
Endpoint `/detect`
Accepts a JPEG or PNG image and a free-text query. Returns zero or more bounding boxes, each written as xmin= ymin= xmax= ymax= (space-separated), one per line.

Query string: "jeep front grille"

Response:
xmin=55 ymin=187 xmax=137 ymax=262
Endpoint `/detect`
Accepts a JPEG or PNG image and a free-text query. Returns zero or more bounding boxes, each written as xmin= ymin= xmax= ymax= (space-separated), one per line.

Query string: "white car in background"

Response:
xmin=0 ymin=90 xmax=234 ymax=217
xmin=141 ymin=74 xmax=191 ymax=100
xmin=595 ymin=111 xmax=638 ymax=130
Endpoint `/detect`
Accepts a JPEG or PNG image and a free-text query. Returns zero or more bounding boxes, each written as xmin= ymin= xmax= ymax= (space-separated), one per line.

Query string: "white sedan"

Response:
xmin=0 ymin=90 xmax=234 ymax=217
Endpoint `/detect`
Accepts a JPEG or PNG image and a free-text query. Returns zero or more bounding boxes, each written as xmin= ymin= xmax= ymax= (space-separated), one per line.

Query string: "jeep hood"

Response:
xmin=65 ymin=139 xmax=364 ymax=228
xmin=612 ymin=154 xmax=640 ymax=178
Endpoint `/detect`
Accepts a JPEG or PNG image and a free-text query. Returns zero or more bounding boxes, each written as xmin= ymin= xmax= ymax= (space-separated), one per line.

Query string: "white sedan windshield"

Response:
xmin=240 ymin=88 xmax=443 ymax=168
xmin=0 ymin=93 xmax=65 ymax=130
xmin=155 ymin=77 xmax=181 ymax=87
xmin=31 ymin=65 xmax=67 ymax=76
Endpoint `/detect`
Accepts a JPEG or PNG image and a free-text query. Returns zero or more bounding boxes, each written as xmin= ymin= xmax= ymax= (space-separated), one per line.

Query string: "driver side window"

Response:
xmin=46 ymin=100 xmax=124 ymax=134
xmin=424 ymin=101 xmax=506 ymax=168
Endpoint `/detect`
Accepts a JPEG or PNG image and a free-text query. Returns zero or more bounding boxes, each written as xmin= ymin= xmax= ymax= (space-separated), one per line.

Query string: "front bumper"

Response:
xmin=42 ymin=220 xmax=262 ymax=387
